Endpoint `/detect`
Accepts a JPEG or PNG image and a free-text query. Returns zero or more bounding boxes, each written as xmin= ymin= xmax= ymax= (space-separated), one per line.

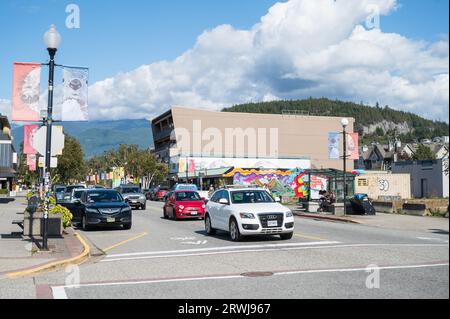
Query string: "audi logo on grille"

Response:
xmin=267 ymin=215 xmax=278 ymax=220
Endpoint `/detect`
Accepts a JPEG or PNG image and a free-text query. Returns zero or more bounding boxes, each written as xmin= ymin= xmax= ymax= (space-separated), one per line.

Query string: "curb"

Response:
xmin=6 ymin=232 xmax=90 ymax=279
xmin=293 ymin=212 xmax=360 ymax=224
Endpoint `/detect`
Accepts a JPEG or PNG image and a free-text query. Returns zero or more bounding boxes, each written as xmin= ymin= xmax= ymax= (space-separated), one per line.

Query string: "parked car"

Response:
xmin=205 ymin=187 xmax=295 ymax=241
xmin=68 ymin=189 xmax=132 ymax=231
xmin=88 ymin=185 xmax=105 ymax=189
xmin=116 ymin=184 xmax=146 ymax=210
xmin=62 ymin=185 xmax=86 ymax=202
xmin=54 ymin=185 xmax=66 ymax=202
xmin=70 ymin=189 xmax=85 ymax=203
xmin=153 ymin=186 xmax=170 ymax=201
xmin=163 ymin=191 xmax=206 ymax=220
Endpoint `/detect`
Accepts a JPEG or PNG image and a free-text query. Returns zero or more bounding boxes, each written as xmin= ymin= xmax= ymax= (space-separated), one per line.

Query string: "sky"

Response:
xmin=0 ymin=0 xmax=448 ymax=122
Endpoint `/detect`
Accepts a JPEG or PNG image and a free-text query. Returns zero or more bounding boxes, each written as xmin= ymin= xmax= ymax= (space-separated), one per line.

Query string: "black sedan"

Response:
xmin=68 ymin=189 xmax=132 ymax=231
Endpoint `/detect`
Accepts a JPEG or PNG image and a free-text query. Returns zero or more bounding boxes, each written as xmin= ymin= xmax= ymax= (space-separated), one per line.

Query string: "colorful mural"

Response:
xmin=224 ymin=168 xmax=329 ymax=199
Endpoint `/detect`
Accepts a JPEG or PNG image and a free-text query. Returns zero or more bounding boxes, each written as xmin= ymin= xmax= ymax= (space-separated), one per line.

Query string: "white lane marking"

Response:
xmin=170 ymin=237 xmax=197 ymax=241
xmin=52 ymin=263 xmax=449 ymax=293
xmin=181 ymin=240 xmax=208 ymax=245
xmin=417 ymin=237 xmax=449 ymax=243
xmin=104 ymin=241 xmax=341 ymax=259
xmin=51 ymin=286 xmax=68 ymax=299
xmin=275 ymin=263 xmax=450 ymax=276
xmin=100 ymin=243 xmax=448 ymax=263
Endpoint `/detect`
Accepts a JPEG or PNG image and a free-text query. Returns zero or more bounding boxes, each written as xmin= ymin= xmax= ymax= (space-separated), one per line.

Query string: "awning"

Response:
xmin=0 ymin=167 xmax=16 ymax=178
xmin=177 ymin=167 xmax=234 ymax=179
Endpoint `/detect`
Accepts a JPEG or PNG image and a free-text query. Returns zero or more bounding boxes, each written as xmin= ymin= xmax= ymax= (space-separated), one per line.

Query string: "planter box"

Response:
xmin=23 ymin=212 xmax=63 ymax=237
xmin=402 ymin=203 xmax=426 ymax=216
xmin=332 ymin=203 xmax=345 ymax=216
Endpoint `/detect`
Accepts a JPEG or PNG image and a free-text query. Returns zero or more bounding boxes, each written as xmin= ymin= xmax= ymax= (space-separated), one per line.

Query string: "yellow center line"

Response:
xmin=102 ymin=232 xmax=148 ymax=253
xmin=294 ymin=233 xmax=328 ymax=241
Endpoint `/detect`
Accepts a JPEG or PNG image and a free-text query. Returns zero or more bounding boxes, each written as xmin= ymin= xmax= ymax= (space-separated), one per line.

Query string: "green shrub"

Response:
xmin=0 ymin=189 xmax=9 ymax=195
xmin=26 ymin=191 xmax=34 ymax=200
xmin=50 ymin=205 xmax=73 ymax=228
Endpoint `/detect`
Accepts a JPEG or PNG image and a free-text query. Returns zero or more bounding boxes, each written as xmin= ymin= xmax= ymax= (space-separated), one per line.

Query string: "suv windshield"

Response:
xmin=122 ymin=187 xmax=140 ymax=194
xmin=175 ymin=192 xmax=201 ymax=201
xmin=87 ymin=191 xmax=123 ymax=203
xmin=230 ymin=190 xmax=275 ymax=204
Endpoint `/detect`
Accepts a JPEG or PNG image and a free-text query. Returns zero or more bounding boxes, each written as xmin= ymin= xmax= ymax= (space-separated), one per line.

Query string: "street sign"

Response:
xmin=38 ymin=156 xmax=58 ymax=168
xmin=32 ymin=126 xmax=65 ymax=157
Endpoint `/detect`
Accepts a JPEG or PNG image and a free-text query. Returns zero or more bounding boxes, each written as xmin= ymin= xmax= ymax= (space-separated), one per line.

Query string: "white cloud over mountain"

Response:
xmin=86 ymin=0 xmax=449 ymax=121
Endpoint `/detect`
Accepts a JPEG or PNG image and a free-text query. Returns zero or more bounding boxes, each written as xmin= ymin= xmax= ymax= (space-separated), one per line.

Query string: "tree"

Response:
xmin=53 ymin=135 xmax=85 ymax=184
xmin=412 ymin=145 xmax=436 ymax=161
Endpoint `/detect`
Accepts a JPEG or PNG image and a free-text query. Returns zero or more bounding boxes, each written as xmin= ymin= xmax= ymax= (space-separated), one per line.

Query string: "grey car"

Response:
xmin=116 ymin=185 xmax=147 ymax=210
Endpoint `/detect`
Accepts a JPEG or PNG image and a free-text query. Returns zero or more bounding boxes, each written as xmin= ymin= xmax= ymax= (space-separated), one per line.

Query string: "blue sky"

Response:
xmin=0 ymin=0 xmax=449 ymax=121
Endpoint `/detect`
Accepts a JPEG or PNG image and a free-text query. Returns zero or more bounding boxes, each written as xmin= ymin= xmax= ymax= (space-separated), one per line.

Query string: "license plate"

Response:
xmin=107 ymin=218 xmax=115 ymax=223
xmin=190 ymin=211 xmax=198 ymax=216
xmin=132 ymin=200 xmax=138 ymax=203
xmin=267 ymin=220 xmax=278 ymax=227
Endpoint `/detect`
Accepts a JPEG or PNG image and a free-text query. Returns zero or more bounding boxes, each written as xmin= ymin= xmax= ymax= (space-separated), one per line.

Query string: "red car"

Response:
xmin=154 ymin=187 xmax=169 ymax=201
xmin=163 ymin=191 xmax=206 ymax=220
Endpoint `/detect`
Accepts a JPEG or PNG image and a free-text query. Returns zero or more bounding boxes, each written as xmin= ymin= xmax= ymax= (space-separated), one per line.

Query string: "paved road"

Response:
xmin=1 ymin=200 xmax=448 ymax=299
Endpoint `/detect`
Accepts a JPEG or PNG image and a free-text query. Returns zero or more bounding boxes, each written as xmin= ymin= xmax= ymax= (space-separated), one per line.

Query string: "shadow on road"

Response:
xmin=0 ymin=198 xmax=15 ymax=204
xmin=194 ymin=230 xmax=286 ymax=243
xmin=429 ymin=229 xmax=449 ymax=235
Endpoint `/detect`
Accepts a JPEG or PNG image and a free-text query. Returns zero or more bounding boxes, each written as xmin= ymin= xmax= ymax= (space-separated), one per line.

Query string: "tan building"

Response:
xmin=151 ymin=106 xmax=355 ymax=177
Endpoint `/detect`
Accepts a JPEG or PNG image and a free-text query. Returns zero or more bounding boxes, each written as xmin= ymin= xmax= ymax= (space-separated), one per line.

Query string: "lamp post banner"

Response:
xmin=347 ymin=133 xmax=360 ymax=160
xmin=328 ymin=132 xmax=340 ymax=159
xmin=23 ymin=124 xmax=39 ymax=155
xmin=11 ymin=62 xmax=41 ymax=122
xmin=27 ymin=154 xmax=37 ymax=171
xmin=61 ymin=66 xmax=89 ymax=121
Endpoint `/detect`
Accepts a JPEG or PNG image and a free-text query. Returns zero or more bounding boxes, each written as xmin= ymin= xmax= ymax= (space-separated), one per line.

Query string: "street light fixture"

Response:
xmin=341 ymin=118 xmax=349 ymax=216
xmin=42 ymin=24 xmax=61 ymax=250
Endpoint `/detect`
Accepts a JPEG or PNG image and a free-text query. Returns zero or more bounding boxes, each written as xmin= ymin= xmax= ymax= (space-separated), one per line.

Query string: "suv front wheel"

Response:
xmin=229 ymin=218 xmax=242 ymax=242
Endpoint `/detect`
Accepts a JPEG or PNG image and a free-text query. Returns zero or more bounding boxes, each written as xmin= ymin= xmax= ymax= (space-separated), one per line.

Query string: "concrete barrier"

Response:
xmin=372 ymin=201 xmax=394 ymax=214
xmin=402 ymin=203 xmax=426 ymax=216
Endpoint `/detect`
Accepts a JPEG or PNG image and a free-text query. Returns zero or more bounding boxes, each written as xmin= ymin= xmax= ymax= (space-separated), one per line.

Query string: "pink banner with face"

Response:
xmin=347 ymin=133 xmax=360 ymax=160
xmin=27 ymin=154 xmax=37 ymax=172
xmin=24 ymin=124 xmax=39 ymax=155
xmin=11 ymin=62 xmax=41 ymax=122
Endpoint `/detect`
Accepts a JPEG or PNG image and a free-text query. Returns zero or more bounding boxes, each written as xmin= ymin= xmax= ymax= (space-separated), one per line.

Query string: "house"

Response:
xmin=392 ymin=159 xmax=449 ymax=198
xmin=0 ymin=115 xmax=17 ymax=192
xmin=356 ymin=143 xmax=395 ymax=171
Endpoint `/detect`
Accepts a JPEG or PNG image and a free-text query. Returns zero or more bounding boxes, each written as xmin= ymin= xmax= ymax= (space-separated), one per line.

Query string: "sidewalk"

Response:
xmin=0 ymin=196 xmax=88 ymax=278
xmin=288 ymin=205 xmax=449 ymax=233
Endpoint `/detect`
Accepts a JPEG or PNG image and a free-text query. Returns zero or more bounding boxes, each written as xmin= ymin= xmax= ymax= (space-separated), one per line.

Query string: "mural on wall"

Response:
xmin=225 ymin=168 xmax=328 ymax=198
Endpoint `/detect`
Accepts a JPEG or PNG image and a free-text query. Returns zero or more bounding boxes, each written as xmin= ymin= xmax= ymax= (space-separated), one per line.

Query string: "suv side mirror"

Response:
xmin=219 ymin=198 xmax=229 ymax=205
xmin=274 ymin=197 xmax=281 ymax=203
xmin=74 ymin=199 xmax=81 ymax=205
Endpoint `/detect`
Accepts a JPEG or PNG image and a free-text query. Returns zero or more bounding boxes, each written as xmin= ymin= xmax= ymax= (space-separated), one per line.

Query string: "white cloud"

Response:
xmin=0 ymin=99 xmax=11 ymax=118
xmin=88 ymin=0 xmax=449 ymax=121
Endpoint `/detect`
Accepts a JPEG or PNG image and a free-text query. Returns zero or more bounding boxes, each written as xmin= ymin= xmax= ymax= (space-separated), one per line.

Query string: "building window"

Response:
xmin=358 ymin=179 xmax=368 ymax=187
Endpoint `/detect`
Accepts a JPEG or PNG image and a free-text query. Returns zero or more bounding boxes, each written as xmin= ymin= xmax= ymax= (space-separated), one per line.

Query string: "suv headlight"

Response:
xmin=286 ymin=211 xmax=293 ymax=218
xmin=122 ymin=207 xmax=132 ymax=213
xmin=239 ymin=213 xmax=255 ymax=219
xmin=85 ymin=208 xmax=98 ymax=214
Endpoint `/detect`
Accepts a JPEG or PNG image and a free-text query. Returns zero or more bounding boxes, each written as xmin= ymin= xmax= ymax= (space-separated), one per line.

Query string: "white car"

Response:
xmin=205 ymin=187 xmax=295 ymax=241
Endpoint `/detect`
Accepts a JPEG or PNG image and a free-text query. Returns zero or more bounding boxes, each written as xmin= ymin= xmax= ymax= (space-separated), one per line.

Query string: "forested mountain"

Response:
xmin=223 ymin=98 xmax=449 ymax=144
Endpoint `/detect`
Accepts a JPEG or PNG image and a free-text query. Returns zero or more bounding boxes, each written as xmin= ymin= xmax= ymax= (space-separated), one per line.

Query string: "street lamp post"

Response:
xmin=42 ymin=25 xmax=61 ymax=250
xmin=341 ymin=118 xmax=349 ymax=216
